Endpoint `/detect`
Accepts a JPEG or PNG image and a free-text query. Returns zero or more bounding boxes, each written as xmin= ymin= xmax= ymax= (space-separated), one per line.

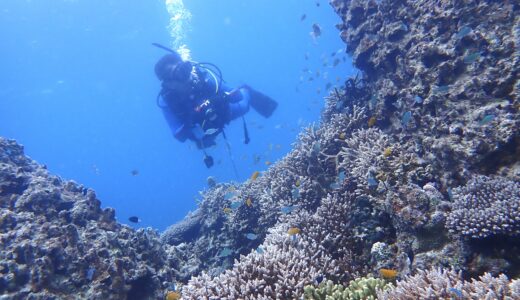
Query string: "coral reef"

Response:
xmin=377 ymin=267 xmax=520 ymax=300
xmin=304 ymin=277 xmax=389 ymax=300
xmin=446 ymin=175 xmax=520 ymax=238
xmin=0 ymin=138 xmax=173 ymax=299
xmin=170 ymin=0 xmax=520 ymax=297
xmin=2 ymin=0 xmax=520 ymax=299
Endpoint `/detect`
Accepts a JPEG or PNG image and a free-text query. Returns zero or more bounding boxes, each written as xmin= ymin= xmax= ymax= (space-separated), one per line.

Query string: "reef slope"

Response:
xmin=0 ymin=138 xmax=172 ymax=299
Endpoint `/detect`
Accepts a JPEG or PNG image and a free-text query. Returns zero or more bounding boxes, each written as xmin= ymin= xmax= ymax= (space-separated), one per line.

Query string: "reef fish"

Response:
xmin=131 ymin=169 xmax=139 ymax=176
xmin=455 ymin=26 xmax=472 ymax=39
xmin=291 ymin=187 xmax=300 ymax=199
xmin=256 ymin=246 xmax=264 ymax=254
xmin=245 ymin=198 xmax=252 ymax=207
xmin=281 ymin=205 xmax=298 ymax=214
xmin=311 ymin=23 xmax=322 ymax=39
xmin=401 ymin=111 xmax=412 ymax=127
xmin=300 ymin=14 xmax=306 ymax=21
xmin=218 ymin=247 xmax=233 ymax=257
xmin=86 ymin=267 xmax=95 ymax=281
xmin=207 ymin=176 xmax=217 ymax=188
xmin=128 ymin=216 xmax=140 ymax=223
xmin=250 ymin=171 xmax=260 ymax=181
xmin=464 ymin=51 xmax=481 ymax=64
xmin=245 ymin=233 xmax=257 ymax=240
xmin=449 ymin=287 xmax=463 ymax=298
xmin=367 ymin=174 xmax=378 ymax=188
xmin=479 ymin=114 xmax=495 ymax=125
xmin=166 ymin=291 xmax=181 ymax=300
xmin=379 ymin=268 xmax=398 ymax=280
xmin=288 ymin=227 xmax=301 ymax=235
xmin=230 ymin=201 xmax=241 ymax=209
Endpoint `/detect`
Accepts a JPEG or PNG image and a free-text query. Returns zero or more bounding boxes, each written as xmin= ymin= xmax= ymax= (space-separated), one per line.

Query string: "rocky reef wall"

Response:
xmin=0 ymin=138 xmax=173 ymax=299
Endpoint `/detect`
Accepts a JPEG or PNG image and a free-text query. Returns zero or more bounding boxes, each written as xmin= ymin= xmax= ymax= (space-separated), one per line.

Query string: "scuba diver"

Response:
xmin=153 ymin=43 xmax=278 ymax=169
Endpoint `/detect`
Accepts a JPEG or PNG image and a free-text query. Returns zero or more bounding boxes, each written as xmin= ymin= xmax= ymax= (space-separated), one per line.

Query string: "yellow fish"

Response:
xmin=265 ymin=161 xmax=271 ymax=166
xmin=166 ymin=291 xmax=181 ymax=300
xmin=287 ymin=227 xmax=301 ymax=235
xmin=379 ymin=268 xmax=398 ymax=280
xmin=295 ymin=180 xmax=301 ymax=187
xmin=250 ymin=171 xmax=260 ymax=181
xmin=246 ymin=198 xmax=252 ymax=207
xmin=339 ymin=132 xmax=346 ymax=140
xmin=368 ymin=116 xmax=377 ymax=127
xmin=383 ymin=147 xmax=392 ymax=157
xmin=223 ymin=207 xmax=232 ymax=214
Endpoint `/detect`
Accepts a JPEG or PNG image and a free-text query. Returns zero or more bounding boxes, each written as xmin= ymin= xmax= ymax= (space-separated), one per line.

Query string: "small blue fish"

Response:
xmin=281 ymin=205 xmax=298 ymax=214
xmin=245 ymin=233 xmax=257 ymax=240
xmin=338 ymin=171 xmax=346 ymax=182
xmin=370 ymin=95 xmax=378 ymax=108
xmin=218 ymin=247 xmax=233 ymax=257
xmin=449 ymin=287 xmax=463 ymax=298
xmin=86 ymin=267 xmax=95 ymax=281
xmin=367 ymin=174 xmax=378 ymax=188
xmin=455 ymin=26 xmax=472 ymax=39
xmin=435 ymin=85 xmax=450 ymax=94
xmin=256 ymin=247 xmax=264 ymax=254
xmin=401 ymin=111 xmax=412 ymax=127
xmin=230 ymin=201 xmax=241 ymax=209
xmin=463 ymin=51 xmax=481 ymax=64
xmin=479 ymin=114 xmax=495 ymax=125
xmin=399 ymin=22 xmax=408 ymax=32
xmin=224 ymin=192 xmax=235 ymax=200
xmin=291 ymin=188 xmax=300 ymax=199
xmin=311 ymin=142 xmax=321 ymax=155
xmin=414 ymin=95 xmax=423 ymax=104
xmin=447 ymin=188 xmax=453 ymax=200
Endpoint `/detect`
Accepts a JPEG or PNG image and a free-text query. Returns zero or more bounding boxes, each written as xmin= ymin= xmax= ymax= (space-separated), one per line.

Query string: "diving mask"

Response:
xmin=168 ymin=61 xmax=192 ymax=82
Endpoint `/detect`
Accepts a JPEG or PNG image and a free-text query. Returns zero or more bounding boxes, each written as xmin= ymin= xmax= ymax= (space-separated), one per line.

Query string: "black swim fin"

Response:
xmin=247 ymin=86 xmax=278 ymax=118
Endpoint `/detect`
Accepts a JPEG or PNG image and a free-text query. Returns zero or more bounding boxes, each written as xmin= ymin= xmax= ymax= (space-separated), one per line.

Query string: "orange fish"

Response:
xmin=166 ymin=291 xmax=181 ymax=300
xmin=250 ymin=171 xmax=260 ymax=181
xmin=379 ymin=268 xmax=398 ymax=280
xmin=287 ymin=227 xmax=301 ymax=235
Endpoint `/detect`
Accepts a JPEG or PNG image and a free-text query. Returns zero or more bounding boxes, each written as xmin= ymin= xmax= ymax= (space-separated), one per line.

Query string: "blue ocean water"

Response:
xmin=0 ymin=0 xmax=355 ymax=230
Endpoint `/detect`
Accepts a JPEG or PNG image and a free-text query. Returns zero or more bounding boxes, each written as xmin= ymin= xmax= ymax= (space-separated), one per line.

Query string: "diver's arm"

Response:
xmin=161 ymin=107 xmax=190 ymax=142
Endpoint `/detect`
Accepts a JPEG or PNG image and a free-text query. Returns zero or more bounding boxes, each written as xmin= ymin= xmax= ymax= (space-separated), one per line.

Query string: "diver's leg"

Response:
xmin=228 ymin=88 xmax=250 ymax=120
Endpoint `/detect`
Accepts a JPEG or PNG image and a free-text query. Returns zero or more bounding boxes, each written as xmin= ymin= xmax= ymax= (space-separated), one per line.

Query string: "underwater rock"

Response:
xmin=0 ymin=138 xmax=173 ymax=299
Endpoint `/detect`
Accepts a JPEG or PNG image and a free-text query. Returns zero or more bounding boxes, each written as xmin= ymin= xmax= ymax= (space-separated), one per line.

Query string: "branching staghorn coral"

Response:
xmin=377 ymin=267 xmax=520 ymax=300
xmin=304 ymin=277 xmax=389 ymax=300
xmin=181 ymin=221 xmax=341 ymax=299
xmin=181 ymin=192 xmax=359 ymax=299
xmin=446 ymin=175 xmax=520 ymax=239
